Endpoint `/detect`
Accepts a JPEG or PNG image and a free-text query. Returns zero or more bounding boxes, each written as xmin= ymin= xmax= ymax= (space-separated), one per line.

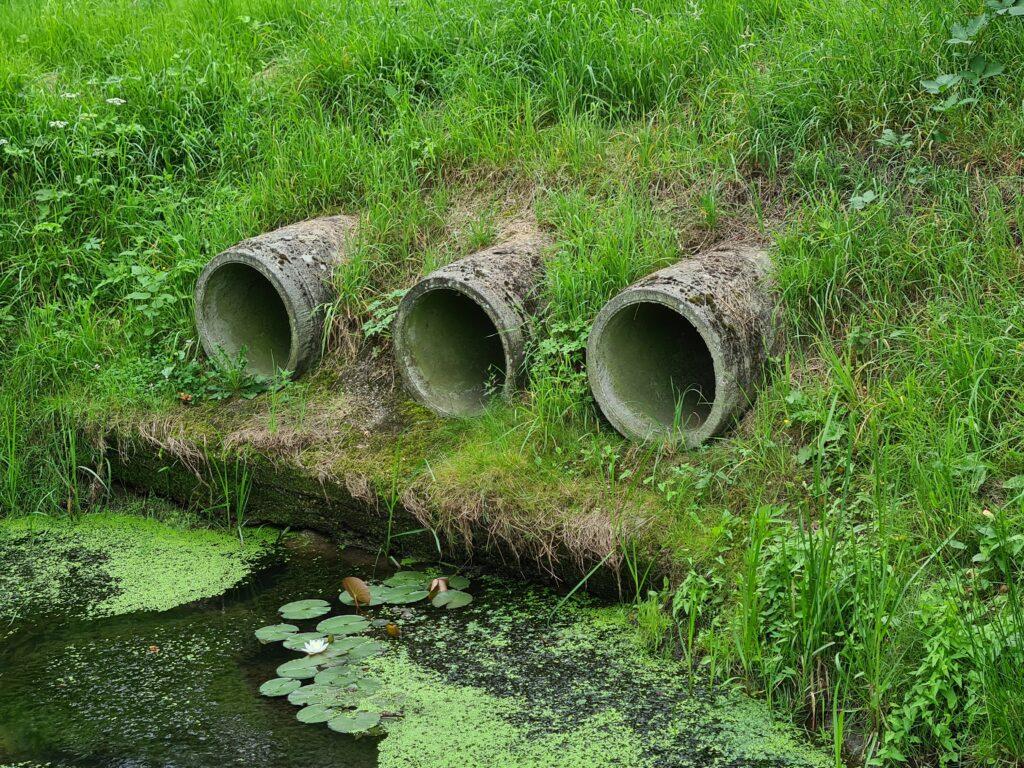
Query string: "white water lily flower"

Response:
xmin=303 ymin=638 xmax=329 ymax=655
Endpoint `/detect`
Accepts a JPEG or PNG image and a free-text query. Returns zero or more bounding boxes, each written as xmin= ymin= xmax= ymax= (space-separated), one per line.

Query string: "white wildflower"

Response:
xmin=60 ymin=92 xmax=80 ymax=100
xmin=48 ymin=120 xmax=68 ymax=129
xmin=105 ymin=97 xmax=126 ymax=106
xmin=0 ymin=138 xmax=8 ymax=146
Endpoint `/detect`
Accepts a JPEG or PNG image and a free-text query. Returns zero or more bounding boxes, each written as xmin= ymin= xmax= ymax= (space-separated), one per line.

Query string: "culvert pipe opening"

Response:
xmin=396 ymin=287 xmax=508 ymax=416
xmin=592 ymin=301 xmax=717 ymax=438
xmin=587 ymin=248 xmax=776 ymax=447
xmin=193 ymin=215 xmax=357 ymax=378
xmin=393 ymin=236 xmax=546 ymax=418
xmin=196 ymin=262 xmax=293 ymax=377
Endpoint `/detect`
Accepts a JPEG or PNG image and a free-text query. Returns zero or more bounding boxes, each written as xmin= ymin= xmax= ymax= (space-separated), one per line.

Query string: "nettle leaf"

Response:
xmin=948 ymin=14 xmax=988 ymax=44
xmin=966 ymin=55 xmax=1004 ymax=80
xmin=327 ymin=710 xmax=382 ymax=734
xmin=255 ymin=623 xmax=299 ymax=643
xmin=432 ymin=590 xmax=473 ymax=609
xmin=259 ymin=677 xmax=302 ymax=697
xmin=279 ymin=599 xmax=331 ymax=620
xmin=922 ymin=73 xmax=962 ymax=94
xmin=317 ymin=615 xmax=371 ymax=634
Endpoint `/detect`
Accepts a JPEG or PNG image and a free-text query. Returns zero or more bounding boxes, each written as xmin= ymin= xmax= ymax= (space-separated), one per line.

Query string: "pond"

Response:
xmin=0 ymin=514 xmax=828 ymax=768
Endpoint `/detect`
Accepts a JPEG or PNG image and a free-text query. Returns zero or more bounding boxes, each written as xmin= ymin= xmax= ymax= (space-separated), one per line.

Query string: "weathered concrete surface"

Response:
xmin=194 ymin=215 xmax=358 ymax=377
xmin=394 ymin=236 xmax=546 ymax=416
xmin=587 ymin=246 xmax=777 ymax=447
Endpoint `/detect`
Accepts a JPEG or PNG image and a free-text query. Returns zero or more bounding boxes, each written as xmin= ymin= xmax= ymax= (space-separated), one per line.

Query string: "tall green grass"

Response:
xmin=2 ymin=0 xmax=1024 ymax=762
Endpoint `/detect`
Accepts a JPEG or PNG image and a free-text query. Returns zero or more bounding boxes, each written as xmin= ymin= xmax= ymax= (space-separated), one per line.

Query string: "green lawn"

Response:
xmin=2 ymin=0 xmax=1024 ymax=763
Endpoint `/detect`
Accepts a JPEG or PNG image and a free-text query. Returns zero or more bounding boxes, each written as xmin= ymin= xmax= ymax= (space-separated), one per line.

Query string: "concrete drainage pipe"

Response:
xmin=194 ymin=215 xmax=357 ymax=377
xmin=586 ymin=246 xmax=776 ymax=447
xmin=394 ymin=237 xmax=546 ymax=417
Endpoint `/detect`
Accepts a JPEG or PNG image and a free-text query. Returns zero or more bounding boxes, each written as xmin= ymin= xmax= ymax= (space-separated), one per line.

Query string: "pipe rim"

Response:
xmin=394 ymin=277 xmax=521 ymax=417
xmin=194 ymin=250 xmax=302 ymax=375
xmin=587 ymin=288 xmax=728 ymax=447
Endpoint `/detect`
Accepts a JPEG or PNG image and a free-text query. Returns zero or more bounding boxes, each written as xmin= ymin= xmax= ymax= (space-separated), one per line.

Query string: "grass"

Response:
xmin=2 ymin=0 xmax=1024 ymax=763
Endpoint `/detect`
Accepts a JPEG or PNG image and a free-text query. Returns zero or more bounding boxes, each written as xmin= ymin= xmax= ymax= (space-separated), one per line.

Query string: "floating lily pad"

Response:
xmin=343 ymin=677 xmax=381 ymax=697
xmin=346 ymin=639 xmax=385 ymax=660
xmin=255 ymin=623 xmax=299 ymax=643
xmin=279 ymin=599 xmax=331 ymax=620
xmin=290 ymin=683 xmax=370 ymax=709
xmin=338 ymin=585 xmax=387 ymax=607
xmin=327 ymin=710 xmax=381 ymax=734
xmin=276 ymin=657 xmax=321 ymax=679
xmin=316 ymin=615 xmax=370 ymax=635
xmin=445 ymin=575 xmax=470 ymax=590
xmin=383 ymin=570 xmax=429 ymax=588
xmin=314 ymin=666 xmax=362 ymax=687
xmin=288 ymin=683 xmax=332 ymax=706
xmin=297 ymin=704 xmax=337 ymax=724
xmin=382 ymin=585 xmax=429 ymax=604
xmin=282 ymin=631 xmax=327 ymax=651
xmin=432 ymin=590 xmax=473 ymax=609
xmin=259 ymin=677 xmax=302 ymax=697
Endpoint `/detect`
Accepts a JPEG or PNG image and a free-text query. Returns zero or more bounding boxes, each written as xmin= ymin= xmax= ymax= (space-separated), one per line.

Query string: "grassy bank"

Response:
xmin=2 ymin=0 xmax=1024 ymax=763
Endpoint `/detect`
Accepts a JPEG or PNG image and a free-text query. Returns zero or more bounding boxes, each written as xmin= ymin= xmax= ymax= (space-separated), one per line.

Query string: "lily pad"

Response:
xmin=432 ymin=590 xmax=473 ymax=609
xmin=288 ymin=683 xmax=333 ymax=706
xmin=255 ymin=623 xmax=299 ymax=643
xmin=259 ymin=677 xmax=302 ymax=697
xmin=279 ymin=599 xmax=331 ymax=620
xmin=382 ymin=585 xmax=429 ymax=605
xmin=343 ymin=677 xmax=381 ymax=697
xmin=282 ymin=631 xmax=327 ymax=651
xmin=445 ymin=575 xmax=470 ymax=590
xmin=383 ymin=570 xmax=429 ymax=588
xmin=314 ymin=666 xmax=362 ymax=687
xmin=346 ymin=639 xmax=385 ymax=660
xmin=317 ymin=615 xmax=370 ymax=635
xmin=297 ymin=704 xmax=337 ymax=724
xmin=339 ymin=585 xmax=388 ymax=607
xmin=290 ymin=683 xmax=371 ymax=708
xmin=276 ymin=657 xmax=321 ymax=679
xmin=327 ymin=710 xmax=381 ymax=734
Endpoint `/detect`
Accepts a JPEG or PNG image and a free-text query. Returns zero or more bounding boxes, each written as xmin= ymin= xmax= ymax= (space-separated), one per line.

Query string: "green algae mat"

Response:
xmin=0 ymin=510 xmax=274 ymax=625
xmin=0 ymin=512 xmax=827 ymax=767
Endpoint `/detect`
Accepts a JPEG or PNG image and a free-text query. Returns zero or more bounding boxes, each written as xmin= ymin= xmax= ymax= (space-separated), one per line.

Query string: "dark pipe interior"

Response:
xmin=597 ymin=302 xmax=716 ymax=431
xmin=201 ymin=262 xmax=291 ymax=376
xmin=403 ymin=288 xmax=506 ymax=414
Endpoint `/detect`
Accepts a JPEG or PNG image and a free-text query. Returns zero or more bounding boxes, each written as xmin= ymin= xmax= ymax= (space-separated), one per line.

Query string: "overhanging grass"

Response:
xmin=2 ymin=0 xmax=1024 ymax=762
